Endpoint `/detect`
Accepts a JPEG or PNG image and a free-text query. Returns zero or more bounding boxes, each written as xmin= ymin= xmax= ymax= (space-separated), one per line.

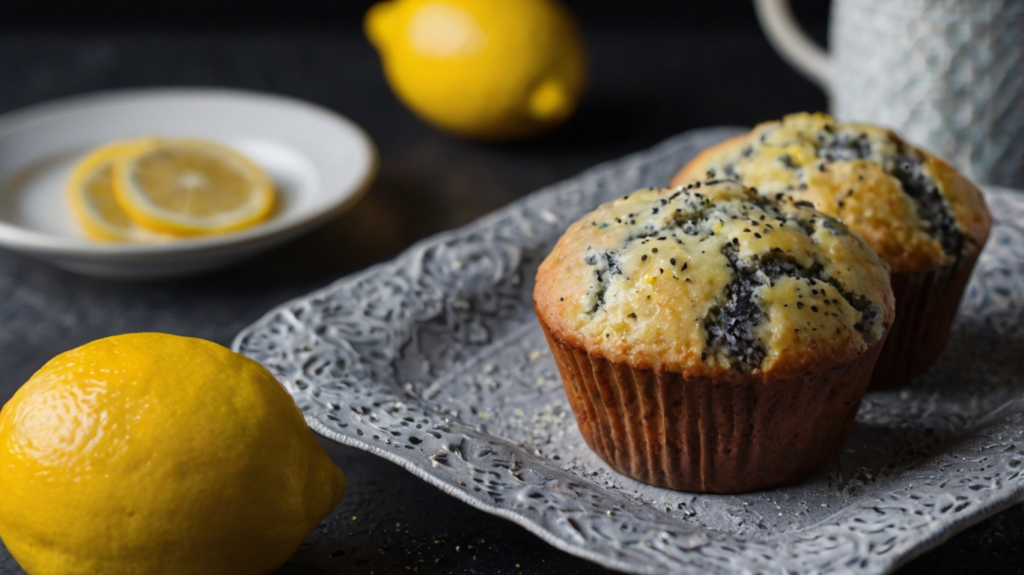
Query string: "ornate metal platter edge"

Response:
xmin=233 ymin=127 xmax=1024 ymax=575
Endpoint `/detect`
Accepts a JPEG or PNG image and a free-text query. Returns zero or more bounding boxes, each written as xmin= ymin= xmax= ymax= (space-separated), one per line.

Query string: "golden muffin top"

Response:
xmin=671 ymin=112 xmax=991 ymax=274
xmin=534 ymin=181 xmax=895 ymax=378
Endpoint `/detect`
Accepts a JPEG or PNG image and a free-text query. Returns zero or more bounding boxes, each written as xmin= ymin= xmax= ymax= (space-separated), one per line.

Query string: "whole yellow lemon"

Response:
xmin=365 ymin=0 xmax=588 ymax=141
xmin=0 ymin=333 xmax=345 ymax=575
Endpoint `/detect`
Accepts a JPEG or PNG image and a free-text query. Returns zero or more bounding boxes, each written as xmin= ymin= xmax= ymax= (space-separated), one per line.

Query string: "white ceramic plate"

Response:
xmin=0 ymin=88 xmax=377 ymax=279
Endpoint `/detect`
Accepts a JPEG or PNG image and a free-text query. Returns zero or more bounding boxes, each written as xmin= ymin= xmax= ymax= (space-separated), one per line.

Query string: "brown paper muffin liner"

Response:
xmin=540 ymin=322 xmax=885 ymax=494
xmin=868 ymin=247 xmax=982 ymax=390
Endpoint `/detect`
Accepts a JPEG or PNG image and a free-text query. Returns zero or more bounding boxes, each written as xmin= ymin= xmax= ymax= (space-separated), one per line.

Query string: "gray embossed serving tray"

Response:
xmin=233 ymin=127 xmax=1024 ymax=574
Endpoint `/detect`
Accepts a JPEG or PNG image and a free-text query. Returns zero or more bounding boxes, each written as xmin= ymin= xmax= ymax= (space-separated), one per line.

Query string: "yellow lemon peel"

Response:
xmin=0 ymin=333 xmax=345 ymax=575
xmin=365 ymin=0 xmax=588 ymax=141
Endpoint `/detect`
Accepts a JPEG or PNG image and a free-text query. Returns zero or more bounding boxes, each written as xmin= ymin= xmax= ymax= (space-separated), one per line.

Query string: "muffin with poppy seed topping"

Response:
xmin=534 ymin=181 xmax=894 ymax=493
xmin=671 ymin=113 xmax=991 ymax=389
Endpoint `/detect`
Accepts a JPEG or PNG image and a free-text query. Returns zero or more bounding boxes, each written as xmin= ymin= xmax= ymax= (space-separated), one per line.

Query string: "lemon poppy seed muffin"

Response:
xmin=671 ymin=113 xmax=991 ymax=389
xmin=534 ymin=181 xmax=894 ymax=493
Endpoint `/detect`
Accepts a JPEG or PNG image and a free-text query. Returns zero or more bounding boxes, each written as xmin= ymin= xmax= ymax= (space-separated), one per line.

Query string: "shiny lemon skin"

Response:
xmin=365 ymin=0 xmax=588 ymax=141
xmin=0 ymin=333 xmax=345 ymax=575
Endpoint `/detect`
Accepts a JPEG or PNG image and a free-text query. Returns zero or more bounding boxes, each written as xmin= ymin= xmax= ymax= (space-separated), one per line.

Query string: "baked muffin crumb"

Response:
xmin=672 ymin=112 xmax=988 ymax=274
xmin=533 ymin=180 xmax=896 ymax=493
xmin=535 ymin=181 xmax=893 ymax=378
xmin=670 ymin=113 xmax=992 ymax=388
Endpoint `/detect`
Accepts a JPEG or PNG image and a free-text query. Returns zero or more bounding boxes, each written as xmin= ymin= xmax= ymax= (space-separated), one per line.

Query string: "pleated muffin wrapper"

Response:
xmin=868 ymin=241 xmax=985 ymax=391
xmin=540 ymin=321 xmax=888 ymax=494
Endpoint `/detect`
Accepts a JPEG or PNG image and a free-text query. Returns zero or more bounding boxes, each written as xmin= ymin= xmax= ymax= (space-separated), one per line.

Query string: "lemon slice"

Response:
xmin=112 ymin=139 xmax=276 ymax=236
xmin=66 ymin=141 xmax=171 ymax=242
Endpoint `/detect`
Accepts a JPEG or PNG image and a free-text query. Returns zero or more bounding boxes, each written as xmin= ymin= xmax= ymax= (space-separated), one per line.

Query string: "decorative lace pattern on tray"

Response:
xmin=234 ymin=127 xmax=1024 ymax=575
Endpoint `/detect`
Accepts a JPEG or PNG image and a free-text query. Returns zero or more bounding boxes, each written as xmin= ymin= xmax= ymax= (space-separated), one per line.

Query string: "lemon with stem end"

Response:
xmin=365 ymin=0 xmax=588 ymax=141
xmin=0 ymin=333 xmax=345 ymax=575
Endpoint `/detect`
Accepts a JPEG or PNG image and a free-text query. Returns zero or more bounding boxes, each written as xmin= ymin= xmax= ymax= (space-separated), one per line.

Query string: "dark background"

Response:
xmin=0 ymin=1 xmax=1020 ymax=574
xmin=5 ymin=0 xmax=829 ymax=28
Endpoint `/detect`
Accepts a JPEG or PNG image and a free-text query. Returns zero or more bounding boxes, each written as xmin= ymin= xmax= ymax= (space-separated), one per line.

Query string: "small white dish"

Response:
xmin=0 ymin=88 xmax=378 ymax=279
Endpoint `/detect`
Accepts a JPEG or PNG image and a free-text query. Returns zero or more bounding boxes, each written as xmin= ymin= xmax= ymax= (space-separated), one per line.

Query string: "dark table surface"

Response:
xmin=0 ymin=21 xmax=1020 ymax=575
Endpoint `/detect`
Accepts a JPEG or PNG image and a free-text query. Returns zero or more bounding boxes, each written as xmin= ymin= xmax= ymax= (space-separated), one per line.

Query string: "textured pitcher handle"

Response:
xmin=753 ymin=0 xmax=833 ymax=93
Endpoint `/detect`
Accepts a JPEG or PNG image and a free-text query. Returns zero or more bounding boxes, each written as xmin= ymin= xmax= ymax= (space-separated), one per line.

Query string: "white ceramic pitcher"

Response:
xmin=754 ymin=0 xmax=1024 ymax=188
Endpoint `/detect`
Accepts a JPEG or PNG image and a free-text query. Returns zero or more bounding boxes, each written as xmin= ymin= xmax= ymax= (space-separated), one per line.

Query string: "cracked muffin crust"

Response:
xmin=670 ymin=112 xmax=989 ymax=274
xmin=534 ymin=182 xmax=895 ymax=493
xmin=535 ymin=181 xmax=894 ymax=378
xmin=670 ymin=113 xmax=991 ymax=388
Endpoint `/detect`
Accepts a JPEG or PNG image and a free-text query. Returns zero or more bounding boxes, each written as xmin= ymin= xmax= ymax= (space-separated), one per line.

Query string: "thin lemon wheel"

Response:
xmin=112 ymin=139 xmax=276 ymax=236
xmin=65 ymin=141 xmax=170 ymax=242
